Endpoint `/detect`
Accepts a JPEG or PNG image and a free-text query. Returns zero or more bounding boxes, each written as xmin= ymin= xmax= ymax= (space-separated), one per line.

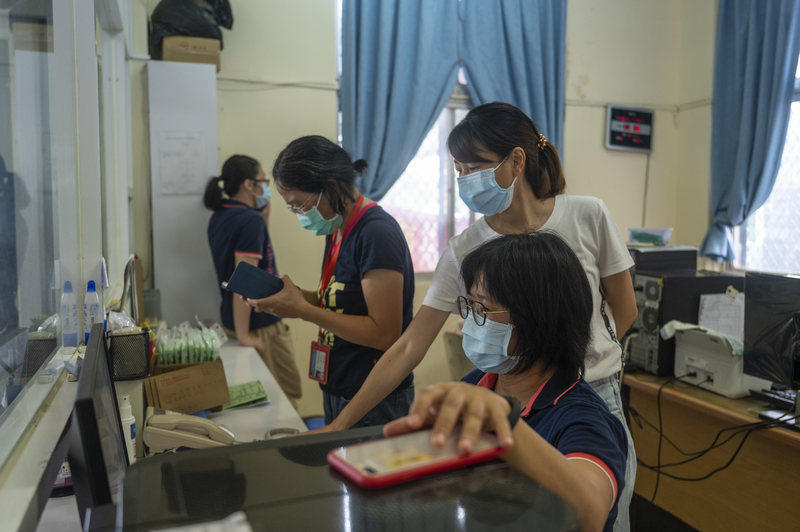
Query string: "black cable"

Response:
xmin=642 ymin=152 xmax=651 ymax=227
xmin=637 ymin=409 xmax=797 ymax=466
xmin=636 ymin=414 xmax=799 ymax=481
xmin=650 ymin=374 xmax=689 ymax=503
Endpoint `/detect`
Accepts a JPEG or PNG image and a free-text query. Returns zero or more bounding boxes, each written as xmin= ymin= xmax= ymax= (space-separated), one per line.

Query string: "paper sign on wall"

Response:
xmin=159 ymin=132 xmax=207 ymax=195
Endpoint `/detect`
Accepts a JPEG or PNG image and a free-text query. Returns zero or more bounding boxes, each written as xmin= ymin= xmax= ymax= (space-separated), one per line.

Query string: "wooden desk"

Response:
xmin=624 ymin=374 xmax=800 ymax=531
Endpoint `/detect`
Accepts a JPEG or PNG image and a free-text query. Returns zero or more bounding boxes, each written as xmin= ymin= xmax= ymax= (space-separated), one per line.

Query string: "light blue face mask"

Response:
xmin=255 ymin=182 xmax=271 ymax=210
xmin=457 ymin=156 xmax=516 ymax=216
xmin=461 ymin=315 xmax=519 ymax=374
xmin=296 ymin=193 xmax=343 ymax=236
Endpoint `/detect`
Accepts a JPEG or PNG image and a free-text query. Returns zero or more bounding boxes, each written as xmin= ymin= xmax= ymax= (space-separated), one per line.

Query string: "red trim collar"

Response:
xmin=475 ymin=371 xmax=581 ymax=416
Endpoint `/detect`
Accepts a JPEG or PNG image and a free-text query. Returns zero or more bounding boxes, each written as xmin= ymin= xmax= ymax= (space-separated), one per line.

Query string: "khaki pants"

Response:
xmin=225 ymin=322 xmax=303 ymax=410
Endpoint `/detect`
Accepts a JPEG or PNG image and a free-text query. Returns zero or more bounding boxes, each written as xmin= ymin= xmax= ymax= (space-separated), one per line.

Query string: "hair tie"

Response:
xmin=537 ymin=134 xmax=547 ymax=150
xmin=217 ymin=177 xmax=230 ymax=199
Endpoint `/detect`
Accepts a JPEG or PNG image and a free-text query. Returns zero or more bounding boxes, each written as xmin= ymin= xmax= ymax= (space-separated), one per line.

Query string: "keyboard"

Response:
xmin=750 ymin=389 xmax=797 ymax=411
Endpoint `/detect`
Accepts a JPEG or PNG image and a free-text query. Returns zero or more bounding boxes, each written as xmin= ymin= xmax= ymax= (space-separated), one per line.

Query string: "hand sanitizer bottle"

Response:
xmin=84 ymin=280 xmax=101 ymax=344
xmin=119 ymin=395 xmax=136 ymax=464
xmin=60 ymin=281 xmax=78 ymax=347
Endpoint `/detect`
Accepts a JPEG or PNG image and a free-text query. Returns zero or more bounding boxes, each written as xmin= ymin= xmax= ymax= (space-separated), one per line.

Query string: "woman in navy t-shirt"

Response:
xmin=246 ymin=136 xmax=415 ymax=426
xmin=385 ymin=232 xmax=627 ymax=532
xmin=204 ymin=155 xmax=302 ymax=408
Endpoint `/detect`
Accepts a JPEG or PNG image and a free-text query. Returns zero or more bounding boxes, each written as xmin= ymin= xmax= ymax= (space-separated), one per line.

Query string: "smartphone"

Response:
xmin=327 ymin=429 xmax=508 ymax=489
xmin=223 ymin=261 xmax=284 ymax=300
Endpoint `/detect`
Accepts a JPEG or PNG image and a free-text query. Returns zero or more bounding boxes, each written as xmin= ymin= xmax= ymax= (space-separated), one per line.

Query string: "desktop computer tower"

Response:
xmin=629 ymin=271 xmax=745 ymax=376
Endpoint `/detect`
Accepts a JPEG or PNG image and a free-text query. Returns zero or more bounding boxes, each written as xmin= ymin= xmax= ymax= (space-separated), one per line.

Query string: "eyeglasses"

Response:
xmin=456 ymin=296 xmax=509 ymax=326
xmin=286 ymin=191 xmax=320 ymax=215
xmin=251 ymin=178 xmax=269 ymax=188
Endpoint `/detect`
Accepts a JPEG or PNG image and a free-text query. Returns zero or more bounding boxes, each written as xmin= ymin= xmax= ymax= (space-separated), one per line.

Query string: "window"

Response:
xmin=733 ymin=57 xmax=800 ymax=274
xmin=335 ymin=2 xmax=477 ymax=273
xmin=0 ymin=0 xmax=103 ymax=472
xmin=381 ymin=91 xmax=475 ymax=273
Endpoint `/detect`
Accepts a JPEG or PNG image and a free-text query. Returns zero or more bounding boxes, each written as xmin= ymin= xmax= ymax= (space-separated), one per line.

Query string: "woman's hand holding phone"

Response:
xmin=383 ymin=382 xmax=516 ymax=454
xmin=245 ymin=274 xmax=309 ymax=319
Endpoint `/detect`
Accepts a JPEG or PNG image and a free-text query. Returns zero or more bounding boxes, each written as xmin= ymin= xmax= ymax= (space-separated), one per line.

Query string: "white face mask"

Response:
xmin=461 ymin=316 xmax=519 ymax=374
xmin=457 ymin=156 xmax=516 ymax=216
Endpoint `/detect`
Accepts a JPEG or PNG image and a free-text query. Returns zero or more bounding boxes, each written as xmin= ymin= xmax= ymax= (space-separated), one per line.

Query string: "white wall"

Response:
xmin=564 ymin=0 xmax=717 ymax=247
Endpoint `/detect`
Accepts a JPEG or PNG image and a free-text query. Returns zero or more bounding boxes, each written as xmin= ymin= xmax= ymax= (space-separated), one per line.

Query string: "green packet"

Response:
xmin=222 ymin=380 xmax=269 ymax=410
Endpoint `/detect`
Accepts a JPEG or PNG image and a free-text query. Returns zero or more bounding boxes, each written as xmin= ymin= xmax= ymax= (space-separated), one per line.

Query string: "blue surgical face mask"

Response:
xmin=255 ymin=182 xmax=271 ymax=210
xmin=461 ymin=315 xmax=519 ymax=374
xmin=457 ymin=156 xmax=516 ymax=216
xmin=296 ymin=193 xmax=343 ymax=236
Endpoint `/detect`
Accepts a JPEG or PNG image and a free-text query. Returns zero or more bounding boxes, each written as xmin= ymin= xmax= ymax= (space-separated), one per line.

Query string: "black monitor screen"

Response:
xmin=70 ymin=324 xmax=128 ymax=520
xmin=743 ymin=272 xmax=800 ymax=389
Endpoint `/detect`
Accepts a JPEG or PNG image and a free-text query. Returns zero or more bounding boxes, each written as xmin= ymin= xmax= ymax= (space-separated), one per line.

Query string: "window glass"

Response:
xmin=0 ymin=0 xmax=76 ymax=421
xmin=734 ymin=76 xmax=800 ymax=274
xmin=382 ymin=103 xmax=476 ymax=273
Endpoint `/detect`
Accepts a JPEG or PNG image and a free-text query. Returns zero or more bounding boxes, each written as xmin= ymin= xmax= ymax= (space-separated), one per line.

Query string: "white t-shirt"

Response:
xmin=423 ymin=195 xmax=635 ymax=383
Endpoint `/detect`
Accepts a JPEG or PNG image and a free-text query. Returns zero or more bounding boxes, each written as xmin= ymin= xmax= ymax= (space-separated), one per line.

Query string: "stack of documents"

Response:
xmin=223 ymin=381 xmax=269 ymax=410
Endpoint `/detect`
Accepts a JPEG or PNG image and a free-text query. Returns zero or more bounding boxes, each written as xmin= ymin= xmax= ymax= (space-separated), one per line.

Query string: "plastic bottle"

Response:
xmin=119 ymin=395 xmax=136 ymax=464
xmin=84 ymin=280 xmax=101 ymax=344
xmin=60 ymin=281 xmax=78 ymax=347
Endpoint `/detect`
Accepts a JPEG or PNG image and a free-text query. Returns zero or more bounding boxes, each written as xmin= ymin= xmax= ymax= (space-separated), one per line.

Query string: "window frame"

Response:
xmin=731 ymin=68 xmax=800 ymax=274
xmin=0 ymin=0 xmax=106 ymax=478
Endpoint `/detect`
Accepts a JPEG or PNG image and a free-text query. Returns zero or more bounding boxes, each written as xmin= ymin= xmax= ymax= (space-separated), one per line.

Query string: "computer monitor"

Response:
xmin=69 ymin=323 xmax=128 ymax=526
xmin=743 ymin=272 xmax=800 ymax=419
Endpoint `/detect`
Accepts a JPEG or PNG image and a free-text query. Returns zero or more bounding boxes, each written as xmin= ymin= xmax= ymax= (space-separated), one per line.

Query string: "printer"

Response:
xmin=672 ymin=326 xmax=771 ymax=398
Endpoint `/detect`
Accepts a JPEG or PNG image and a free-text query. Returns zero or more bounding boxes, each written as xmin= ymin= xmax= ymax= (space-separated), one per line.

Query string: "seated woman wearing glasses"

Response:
xmin=385 ymin=232 xmax=627 ymax=532
xmin=245 ymin=136 xmax=415 ymax=427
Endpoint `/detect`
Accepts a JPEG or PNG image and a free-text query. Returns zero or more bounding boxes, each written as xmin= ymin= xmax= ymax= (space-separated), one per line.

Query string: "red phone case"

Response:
xmin=327 ymin=433 xmax=508 ymax=489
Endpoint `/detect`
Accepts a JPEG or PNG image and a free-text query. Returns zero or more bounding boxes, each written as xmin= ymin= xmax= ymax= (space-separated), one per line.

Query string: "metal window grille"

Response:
xmin=382 ymin=101 xmax=474 ymax=273
xmin=734 ymin=99 xmax=800 ymax=274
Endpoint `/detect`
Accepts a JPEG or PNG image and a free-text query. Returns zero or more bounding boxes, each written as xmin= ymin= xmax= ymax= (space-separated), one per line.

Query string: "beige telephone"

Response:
xmin=143 ymin=407 xmax=235 ymax=456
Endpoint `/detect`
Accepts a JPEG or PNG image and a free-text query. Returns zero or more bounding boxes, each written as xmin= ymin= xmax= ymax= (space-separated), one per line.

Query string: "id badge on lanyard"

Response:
xmin=309 ymin=331 xmax=330 ymax=384
xmin=307 ymin=196 xmax=377 ymax=384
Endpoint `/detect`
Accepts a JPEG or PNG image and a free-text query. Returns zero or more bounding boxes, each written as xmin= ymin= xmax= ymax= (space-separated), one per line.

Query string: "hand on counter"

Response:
xmin=245 ymin=275 xmax=310 ymax=320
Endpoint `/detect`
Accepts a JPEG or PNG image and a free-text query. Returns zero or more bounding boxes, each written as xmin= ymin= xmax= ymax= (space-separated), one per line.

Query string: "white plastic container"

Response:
xmin=84 ymin=280 xmax=101 ymax=344
xmin=60 ymin=281 xmax=78 ymax=347
xmin=119 ymin=394 xmax=136 ymax=464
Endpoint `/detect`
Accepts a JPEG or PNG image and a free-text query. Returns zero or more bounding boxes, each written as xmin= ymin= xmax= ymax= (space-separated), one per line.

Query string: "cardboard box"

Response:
xmin=144 ymin=358 xmax=230 ymax=414
xmin=150 ymin=353 xmax=212 ymax=376
xmin=161 ymin=36 xmax=221 ymax=72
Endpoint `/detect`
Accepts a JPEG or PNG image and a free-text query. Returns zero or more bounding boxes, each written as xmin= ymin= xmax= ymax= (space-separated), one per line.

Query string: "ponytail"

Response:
xmin=447 ymin=102 xmax=566 ymax=199
xmin=203 ymin=176 xmax=227 ymax=211
xmin=202 ymin=154 xmax=261 ymax=211
xmin=353 ymin=159 xmax=368 ymax=174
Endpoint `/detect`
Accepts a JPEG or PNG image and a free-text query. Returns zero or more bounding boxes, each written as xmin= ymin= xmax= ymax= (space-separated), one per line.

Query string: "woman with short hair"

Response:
xmin=386 ymin=232 xmax=627 ymax=532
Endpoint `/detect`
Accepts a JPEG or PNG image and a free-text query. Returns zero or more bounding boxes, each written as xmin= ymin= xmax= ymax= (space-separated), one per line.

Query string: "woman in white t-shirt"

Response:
xmin=306 ymin=102 xmax=638 ymax=530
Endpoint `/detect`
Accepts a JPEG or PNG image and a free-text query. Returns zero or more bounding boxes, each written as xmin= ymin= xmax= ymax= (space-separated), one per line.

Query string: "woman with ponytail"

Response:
xmin=245 ymin=136 xmax=415 ymax=427
xmin=205 ymin=154 xmax=302 ymax=408
xmin=309 ymin=103 xmax=639 ymax=531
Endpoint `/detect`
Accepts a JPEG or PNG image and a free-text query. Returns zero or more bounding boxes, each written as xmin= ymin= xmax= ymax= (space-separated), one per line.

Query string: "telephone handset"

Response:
xmin=143 ymin=406 xmax=235 ymax=456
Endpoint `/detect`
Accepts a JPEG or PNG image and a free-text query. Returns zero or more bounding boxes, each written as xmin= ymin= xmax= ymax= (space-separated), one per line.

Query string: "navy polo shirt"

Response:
xmin=317 ymin=205 xmax=415 ymax=398
xmin=208 ymin=200 xmax=280 ymax=331
xmin=462 ymin=367 xmax=627 ymax=532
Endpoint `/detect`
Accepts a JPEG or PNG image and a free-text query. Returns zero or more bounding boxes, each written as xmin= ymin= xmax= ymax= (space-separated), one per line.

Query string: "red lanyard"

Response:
xmin=317 ymin=195 xmax=377 ymax=307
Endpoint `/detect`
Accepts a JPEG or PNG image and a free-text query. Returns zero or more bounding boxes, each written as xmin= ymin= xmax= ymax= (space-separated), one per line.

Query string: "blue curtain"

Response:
xmin=341 ymin=0 xmax=460 ymax=201
xmin=341 ymin=0 xmax=567 ymax=200
xmin=700 ymin=0 xmax=800 ymax=262
xmin=460 ymin=0 xmax=567 ymax=152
